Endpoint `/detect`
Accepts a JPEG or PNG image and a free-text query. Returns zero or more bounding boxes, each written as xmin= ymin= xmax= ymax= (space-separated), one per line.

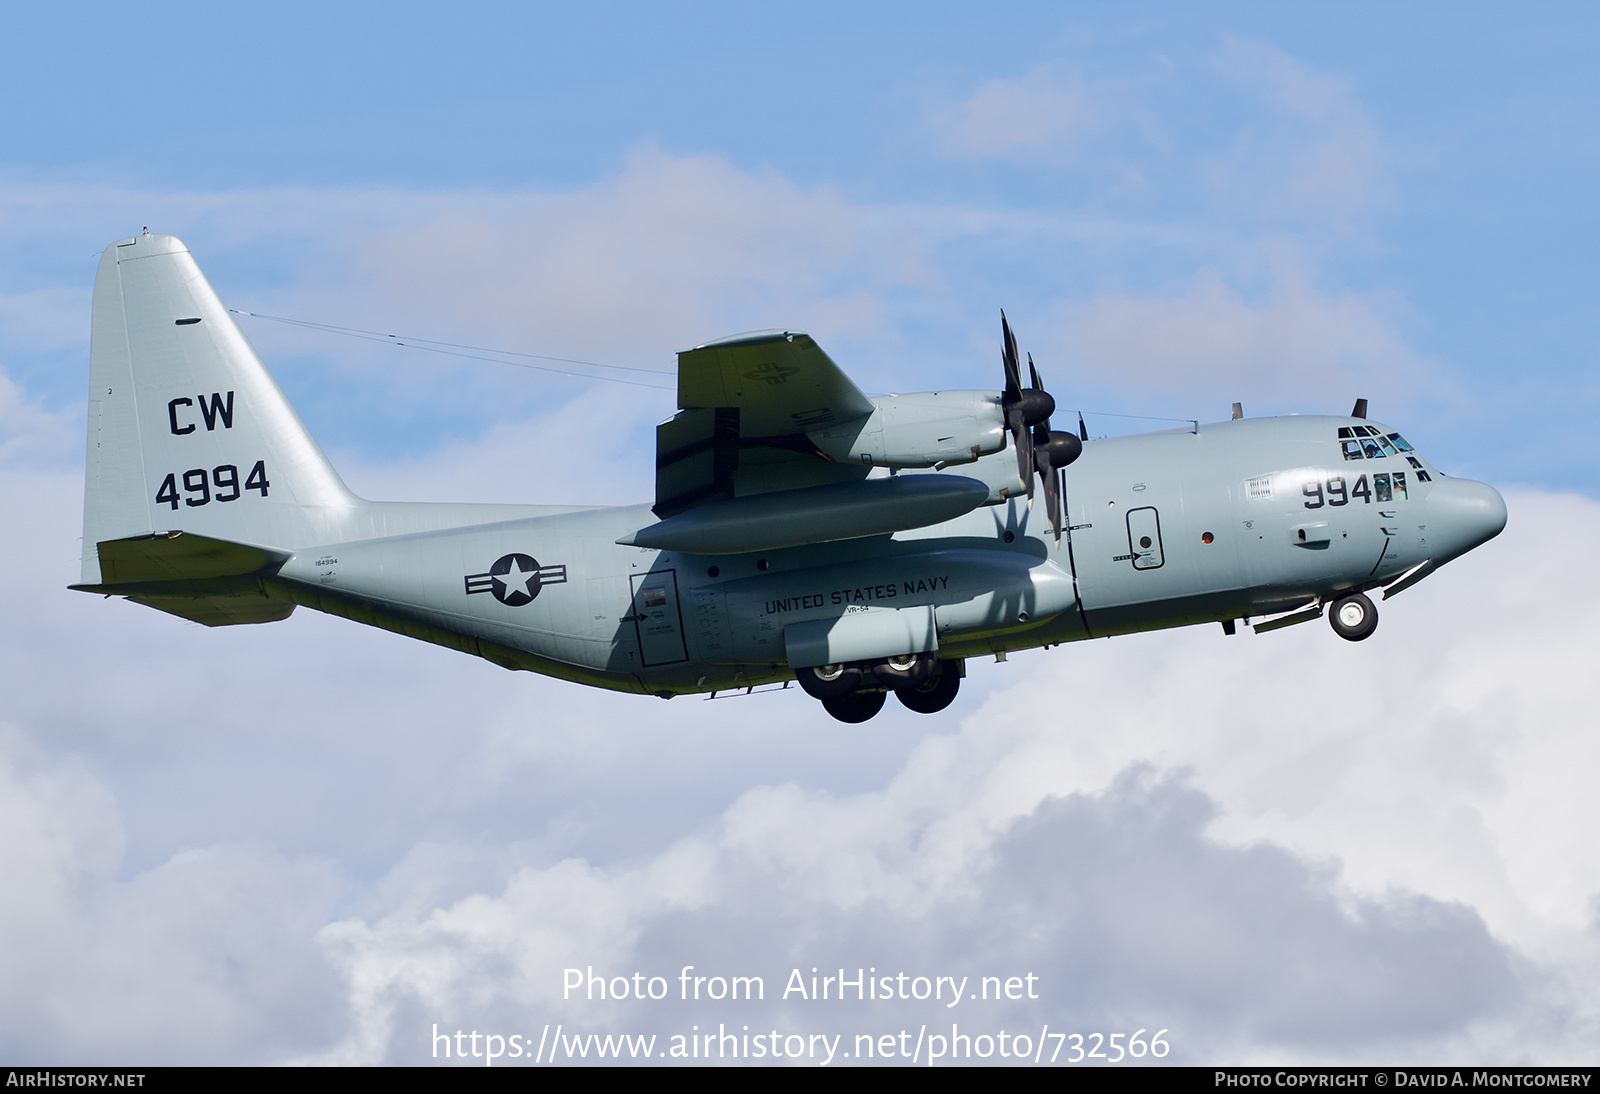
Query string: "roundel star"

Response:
xmin=489 ymin=553 xmax=541 ymax=606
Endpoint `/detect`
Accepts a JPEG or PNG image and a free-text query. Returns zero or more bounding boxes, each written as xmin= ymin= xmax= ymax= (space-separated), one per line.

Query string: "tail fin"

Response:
xmin=81 ymin=234 xmax=360 ymax=585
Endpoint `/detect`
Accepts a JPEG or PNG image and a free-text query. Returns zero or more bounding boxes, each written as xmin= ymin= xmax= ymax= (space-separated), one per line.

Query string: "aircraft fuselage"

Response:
xmin=267 ymin=414 xmax=1504 ymax=697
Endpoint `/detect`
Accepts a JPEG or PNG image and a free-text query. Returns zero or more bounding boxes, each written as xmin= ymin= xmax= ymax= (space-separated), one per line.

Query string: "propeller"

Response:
xmin=999 ymin=311 xmax=1054 ymax=499
xmin=998 ymin=312 xmax=1083 ymax=544
xmin=1028 ymin=355 xmax=1083 ymax=543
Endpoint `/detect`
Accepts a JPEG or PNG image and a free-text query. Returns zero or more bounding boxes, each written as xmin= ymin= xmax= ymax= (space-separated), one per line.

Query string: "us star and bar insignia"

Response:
xmin=464 ymin=553 xmax=567 ymax=606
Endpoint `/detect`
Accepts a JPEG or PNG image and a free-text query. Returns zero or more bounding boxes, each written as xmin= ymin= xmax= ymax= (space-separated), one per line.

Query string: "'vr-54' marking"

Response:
xmin=155 ymin=460 xmax=269 ymax=509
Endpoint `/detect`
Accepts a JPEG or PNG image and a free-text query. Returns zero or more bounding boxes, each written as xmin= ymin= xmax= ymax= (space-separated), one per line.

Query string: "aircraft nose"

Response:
xmin=1426 ymin=476 xmax=1507 ymax=563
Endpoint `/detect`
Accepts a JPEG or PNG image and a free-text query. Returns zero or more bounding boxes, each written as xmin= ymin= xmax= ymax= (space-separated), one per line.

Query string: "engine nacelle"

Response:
xmin=806 ymin=391 xmax=1005 ymax=468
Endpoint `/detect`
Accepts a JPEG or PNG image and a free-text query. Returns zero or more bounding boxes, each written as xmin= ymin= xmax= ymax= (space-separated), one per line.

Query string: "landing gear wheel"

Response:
xmin=896 ymin=668 xmax=961 ymax=714
xmin=822 ymin=689 xmax=887 ymax=723
xmin=1329 ymin=592 xmax=1378 ymax=642
xmin=870 ymin=652 xmax=936 ymax=689
xmin=796 ymin=663 xmax=863 ymax=700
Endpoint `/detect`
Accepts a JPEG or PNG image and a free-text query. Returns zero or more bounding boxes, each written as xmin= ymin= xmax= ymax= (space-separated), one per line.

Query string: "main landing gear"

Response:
xmin=797 ymin=654 xmax=963 ymax=722
xmin=1329 ymin=592 xmax=1378 ymax=642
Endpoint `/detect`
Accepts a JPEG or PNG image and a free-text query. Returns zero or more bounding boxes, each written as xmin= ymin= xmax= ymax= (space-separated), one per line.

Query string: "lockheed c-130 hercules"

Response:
xmin=75 ymin=234 xmax=1508 ymax=722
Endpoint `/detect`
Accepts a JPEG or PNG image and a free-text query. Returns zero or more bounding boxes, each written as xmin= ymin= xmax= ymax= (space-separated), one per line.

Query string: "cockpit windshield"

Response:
xmin=1337 ymin=424 xmax=1430 ymax=479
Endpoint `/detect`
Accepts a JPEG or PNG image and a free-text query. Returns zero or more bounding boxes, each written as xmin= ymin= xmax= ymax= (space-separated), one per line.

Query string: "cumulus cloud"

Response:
xmin=2 ymin=351 xmax=1593 ymax=1069
xmin=0 ymin=84 xmax=1574 ymax=1064
xmin=0 ymin=729 xmax=348 ymax=1064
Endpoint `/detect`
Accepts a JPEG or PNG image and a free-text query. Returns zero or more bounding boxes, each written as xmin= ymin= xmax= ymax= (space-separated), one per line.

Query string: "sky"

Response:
xmin=1 ymin=0 xmax=1598 ymax=1067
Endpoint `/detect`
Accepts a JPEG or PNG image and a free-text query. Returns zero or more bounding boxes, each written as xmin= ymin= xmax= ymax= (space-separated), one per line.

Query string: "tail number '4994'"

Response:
xmin=155 ymin=460 xmax=270 ymax=509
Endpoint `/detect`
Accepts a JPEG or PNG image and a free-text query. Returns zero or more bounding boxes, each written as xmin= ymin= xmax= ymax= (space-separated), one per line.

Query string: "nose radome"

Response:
xmin=1427 ymin=477 xmax=1507 ymax=563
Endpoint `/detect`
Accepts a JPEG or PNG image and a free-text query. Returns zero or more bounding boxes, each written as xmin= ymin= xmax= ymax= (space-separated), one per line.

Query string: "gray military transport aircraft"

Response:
xmin=75 ymin=234 xmax=1508 ymax=722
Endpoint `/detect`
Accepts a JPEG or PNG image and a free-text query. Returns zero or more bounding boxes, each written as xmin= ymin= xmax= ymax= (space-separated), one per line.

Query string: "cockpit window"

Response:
xmin=1340 ymin=424 xmax=1407 ymax=460
xmin=1338 ymin=424 xmax=1431 ymax=480
xmin=1374 ymin=472 xmax=1407 ymax=501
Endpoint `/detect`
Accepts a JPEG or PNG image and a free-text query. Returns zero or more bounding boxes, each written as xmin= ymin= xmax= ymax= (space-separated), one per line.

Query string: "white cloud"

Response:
xmin=1 ymin=375 xmax=1592 ymax=1065
xmin=1062 ymin=256 xmax=1428 ymax=407
xmin=0 ymin=286 xmax=88 ymax=353
xmin=0 ymin=367 xmax=79 ymax=466
xmin=934 ymin=72 xmax=1089 ymax=159
xmin=0 ymin=112 xmax=1576 ymax=1064
xmin=1207 ymin=38 xmax=1388 ymax=228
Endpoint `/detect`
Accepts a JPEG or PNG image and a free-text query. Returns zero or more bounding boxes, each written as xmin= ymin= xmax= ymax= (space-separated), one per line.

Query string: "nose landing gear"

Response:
xmin=1329 ymin=592 xmax=1378 ymax=641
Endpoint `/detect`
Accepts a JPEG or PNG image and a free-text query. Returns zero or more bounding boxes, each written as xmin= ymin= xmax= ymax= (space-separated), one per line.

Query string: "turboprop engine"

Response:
xmin=805 ymin=390 xmax=1007 ymax=469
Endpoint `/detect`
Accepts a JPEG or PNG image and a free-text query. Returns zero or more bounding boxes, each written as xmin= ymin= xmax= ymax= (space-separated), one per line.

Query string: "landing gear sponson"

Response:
xmin=797 ymin=654 xmax=963 ymax=723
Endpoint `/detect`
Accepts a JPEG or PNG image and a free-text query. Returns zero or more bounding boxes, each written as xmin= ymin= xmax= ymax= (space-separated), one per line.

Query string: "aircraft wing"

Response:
xmin=654 ymin=331 xmax=876 ymax=517
xmin=676 ymin=330 xmax=875 ymax=436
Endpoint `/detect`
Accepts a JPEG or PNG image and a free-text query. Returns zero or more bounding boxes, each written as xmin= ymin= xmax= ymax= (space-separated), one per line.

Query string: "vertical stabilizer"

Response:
xmin=81 ymin=234 xmax=360 ymax=584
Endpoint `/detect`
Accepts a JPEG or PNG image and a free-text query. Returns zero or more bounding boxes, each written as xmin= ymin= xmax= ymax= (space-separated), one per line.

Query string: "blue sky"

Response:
xmin=2 ymin=1 xmax=1599 ymax=1066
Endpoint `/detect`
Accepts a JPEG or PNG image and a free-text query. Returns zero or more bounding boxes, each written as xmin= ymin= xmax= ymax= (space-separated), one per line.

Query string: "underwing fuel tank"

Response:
xmin=618 ymin=474 xmax=990 ymax=554
xmin=702 ymin=548 xmax=1079 ymax=668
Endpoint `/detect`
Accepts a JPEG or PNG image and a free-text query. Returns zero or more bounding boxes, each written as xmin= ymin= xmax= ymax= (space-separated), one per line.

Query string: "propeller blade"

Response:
xmin=1000 ymin=311 xmax=1023 ymax=398
xmin=1010 ymin=403 xmax=1034 ymax=497
xmin=1038 ymin=446 xmax=1061 ymax=543
xmin=1027 ymin=353 xmax=1054 ymax=431
xmin=1077 ymin=412 xmax=1088 ymax=442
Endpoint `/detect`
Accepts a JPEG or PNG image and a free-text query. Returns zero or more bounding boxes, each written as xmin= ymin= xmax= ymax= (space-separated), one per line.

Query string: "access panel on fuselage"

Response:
xmin=629 ymin=569 xmax=690 ymax=666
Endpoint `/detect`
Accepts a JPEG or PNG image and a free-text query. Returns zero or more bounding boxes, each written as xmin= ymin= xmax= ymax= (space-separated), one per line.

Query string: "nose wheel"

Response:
xmin=1329 ymin=592 xmax=1378 ymax=641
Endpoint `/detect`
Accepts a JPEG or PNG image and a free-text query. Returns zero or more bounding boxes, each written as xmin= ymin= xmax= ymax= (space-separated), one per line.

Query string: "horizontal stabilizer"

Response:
xmin=617 ymin=474 xmax=990 ymax=554
xmin=79 ymin=530 xmax=289 ymax=587
xmin=126 ymin=594 xmax=295 ymax=627
xmin=70 ymin=530 xmax=294 ymax=626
